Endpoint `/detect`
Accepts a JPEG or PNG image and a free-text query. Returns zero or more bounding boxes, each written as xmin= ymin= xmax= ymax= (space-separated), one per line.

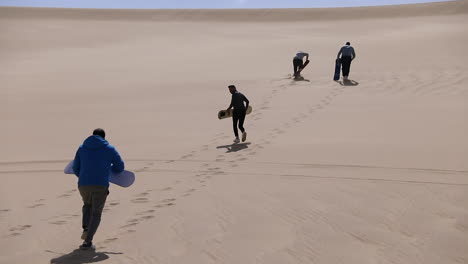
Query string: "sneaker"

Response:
xmin=79 ymin=241 xmax=95 ymax=250
xmin=233 ymin=137 xmax=240 ymax=143
xmin=81 ymin=230 xmax=88 ymax=240
xmin=242 ymin=132 xmax=247 ymax=142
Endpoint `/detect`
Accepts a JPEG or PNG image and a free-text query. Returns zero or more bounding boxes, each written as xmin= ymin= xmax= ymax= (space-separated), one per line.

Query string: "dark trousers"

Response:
xmin=293 ymin=59 xmax=303 ymax=76
xmin=79 ymin=185 xmax=109 ymax=243
xmin=341 ymin=56 xmax=352 ymax=76
xmin=232 ymin=110 xmax=246 ymax=137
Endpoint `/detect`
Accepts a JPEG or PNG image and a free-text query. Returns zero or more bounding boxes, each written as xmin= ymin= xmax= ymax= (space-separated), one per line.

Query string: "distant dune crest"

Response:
xmin=0 ymin=1 xmax=467 ymax=21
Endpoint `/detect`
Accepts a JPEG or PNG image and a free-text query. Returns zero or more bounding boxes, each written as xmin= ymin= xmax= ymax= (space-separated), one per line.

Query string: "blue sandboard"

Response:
xmin=64 ymin=160 xmax=135 ymax=187
xmin=334 ymin=59 xmax=341 ymax=81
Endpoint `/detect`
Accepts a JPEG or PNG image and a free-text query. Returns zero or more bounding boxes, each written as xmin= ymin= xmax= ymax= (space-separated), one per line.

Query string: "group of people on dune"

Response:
xmin=71 ymin=42 xmax=356 ymax=250
xmin=293 ymin=42 xmax=356 ymax=81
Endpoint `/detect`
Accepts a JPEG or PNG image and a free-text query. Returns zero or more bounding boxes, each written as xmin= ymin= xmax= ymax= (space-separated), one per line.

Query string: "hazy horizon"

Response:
xmin=0 ymin=0 xmax=455 ymax=9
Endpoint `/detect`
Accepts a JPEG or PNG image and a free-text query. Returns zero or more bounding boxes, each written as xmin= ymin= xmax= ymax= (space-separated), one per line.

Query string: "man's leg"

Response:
xmin=293 ymin=59 xmax=303 ymax=77
xmin=232 ymin=113 xmax=240 ymax=138
xmin=78 ymin=186 xmax=92 ymax=237
xmin=293 ymin=60 xmax=298 ymax=76
xmin=341 ymin=56 xmax=351 ymax=79
xmin=238 ymin=112 xmax=247 ymax=142
xmin=84 ymin=186 xmax=108 ymax=243
xmin=238 ymin=112 xmax=246 ymax=134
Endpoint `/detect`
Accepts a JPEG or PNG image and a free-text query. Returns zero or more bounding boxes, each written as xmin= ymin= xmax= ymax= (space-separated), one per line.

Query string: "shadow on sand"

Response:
xmin=335 ymin=79 xmax=359 ymax=86
xmin=216 ymin=142 xmax=251 ymax=153
xmin=50 ymin=248 xmax=123 ymax=264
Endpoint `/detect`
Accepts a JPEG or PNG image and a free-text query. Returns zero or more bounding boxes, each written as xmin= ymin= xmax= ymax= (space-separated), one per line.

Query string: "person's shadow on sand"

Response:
xmin=216 ymin=142 xmax=251 ymax=153
xmin=50 ymin=248 xmax=123 ymax=264
xmin=335 ymin=79 xmax=359 ymax=86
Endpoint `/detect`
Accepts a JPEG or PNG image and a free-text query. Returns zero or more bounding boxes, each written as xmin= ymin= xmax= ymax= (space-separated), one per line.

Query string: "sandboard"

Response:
xmin=218 ymin=105 xmax=252 ymax=120
xmin=333 ymin=59 xmax=341 ymax=81
xmin=64 ymin=160 xmax=135 ymax=187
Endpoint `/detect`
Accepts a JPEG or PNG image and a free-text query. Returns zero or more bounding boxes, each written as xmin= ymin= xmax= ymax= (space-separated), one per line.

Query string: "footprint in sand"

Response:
xmin=57 ymin=189 xmax=76 ymax=198
xmin=102 ymin=237 xmax=119 ymax=245
xmin=9 ymin=225 xmax=32 ymax=236
xmin=183 ymin=189 xmax=196 ymax=196
xmin=131 ymin=198 xmax=149 ymax=204
xmin=140 ymin=215 xmax=155 ymax=220
xmin=0 ymin=209 xmax=11 ymax=214
xmin=154 ymin=202 xmax=176 ymax=208
xmin=137 ymin=210 xmax=155 ymax=215
xmin=49 ymin=220 xmax=67 ymax=225
xmin=27 ymin=203 xmax=44 ymax=209
xmin=120 ymin=222 xmax=138 ymax=228
xmin=10 ymin=225 xmax=32 ymax=232
xmin=161 ymin=187 xmax=173 ymax=191
xmin=137 ymin=191 xmax=150 ymax=197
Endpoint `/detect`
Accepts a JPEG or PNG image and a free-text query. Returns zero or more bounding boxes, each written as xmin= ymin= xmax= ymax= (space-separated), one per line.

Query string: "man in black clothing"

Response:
xmin=337 ymin=42 xmax=356 ymax=81
xmin=293 ymin=51 xmax=309 ymax=78
xmin=226 ymin=85 xmax=249 ymax=143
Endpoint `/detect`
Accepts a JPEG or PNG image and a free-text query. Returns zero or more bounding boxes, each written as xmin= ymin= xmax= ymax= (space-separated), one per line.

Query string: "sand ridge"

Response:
xmin=0 ymin=1 xmax=467 ymax=21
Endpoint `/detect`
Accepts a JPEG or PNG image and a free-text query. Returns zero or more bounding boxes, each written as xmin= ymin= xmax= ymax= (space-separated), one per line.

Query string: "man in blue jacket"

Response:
xmin=73 ymin=128 xmax=124 ymax=250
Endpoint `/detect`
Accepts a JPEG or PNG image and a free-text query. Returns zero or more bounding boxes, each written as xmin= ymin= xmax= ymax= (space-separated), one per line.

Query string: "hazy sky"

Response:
xmin=0 ymin=0 xmax=454 ymax=9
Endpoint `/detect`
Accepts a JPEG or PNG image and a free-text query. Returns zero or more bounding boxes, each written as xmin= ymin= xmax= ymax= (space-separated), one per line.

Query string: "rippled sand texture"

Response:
xmin=1 ymin=1 xmax=468 ymax=263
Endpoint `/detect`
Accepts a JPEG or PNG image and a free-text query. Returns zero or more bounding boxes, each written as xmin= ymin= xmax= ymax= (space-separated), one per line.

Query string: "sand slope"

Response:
xmin=1 ymin=1 xmax=468 ymax=263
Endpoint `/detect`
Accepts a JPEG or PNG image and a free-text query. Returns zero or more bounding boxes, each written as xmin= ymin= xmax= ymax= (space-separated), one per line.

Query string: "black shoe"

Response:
xmin=79 ymin=241 xmax=95 ymax=250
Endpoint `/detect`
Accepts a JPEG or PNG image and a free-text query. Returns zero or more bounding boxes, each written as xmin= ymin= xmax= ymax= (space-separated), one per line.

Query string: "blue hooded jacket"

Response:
xmin=73 ymin=135 xmax=125 ymax=187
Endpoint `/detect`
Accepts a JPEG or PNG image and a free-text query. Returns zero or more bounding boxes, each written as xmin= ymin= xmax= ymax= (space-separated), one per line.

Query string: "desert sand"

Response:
xmin=1 ymin=1 xmax=467 ymax=263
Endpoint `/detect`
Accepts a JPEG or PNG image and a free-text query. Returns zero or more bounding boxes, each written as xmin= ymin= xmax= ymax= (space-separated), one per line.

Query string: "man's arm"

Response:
xmin=337 ymin=47 xmax=343 ymax=59
xmin=111 ymin=148 xmax=125 ymax=173
xmin=226 ymin=96 xmax=233 ymax=111
xmin=72 ymin=148 xmax=81 ymax=177
xmin=351 ymin=47 xmax=356 ymax=60
xmin=243 ymin=95 xmax=249 ymax=109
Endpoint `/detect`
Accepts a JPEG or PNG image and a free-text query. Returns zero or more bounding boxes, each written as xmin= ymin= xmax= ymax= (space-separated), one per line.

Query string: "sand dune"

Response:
xmin=1 ymin=1 xmax=468 ymax=263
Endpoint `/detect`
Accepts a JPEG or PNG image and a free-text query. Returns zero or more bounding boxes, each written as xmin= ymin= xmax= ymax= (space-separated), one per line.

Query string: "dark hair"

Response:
xmin=228 ymin=85 xmax=236 ymax=89
xmin=346 ymin=42 xmax=351 ymax=45
xmin=93 ymin=128 xmax=105 ymax=139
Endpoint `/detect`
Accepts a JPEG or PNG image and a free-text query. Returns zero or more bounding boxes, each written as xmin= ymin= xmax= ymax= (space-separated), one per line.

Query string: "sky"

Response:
xmin=0 ymin=0 xmax=454 ymax=9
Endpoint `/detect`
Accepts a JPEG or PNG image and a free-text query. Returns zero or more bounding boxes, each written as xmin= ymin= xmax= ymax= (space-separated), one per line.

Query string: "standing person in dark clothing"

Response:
xmin=72 ymin=128 xmax=125 ymax=250
xmin=293 ymin=51 xmax=309 ymax=78
xmin=337 ymin=42 xmax=356 ymax=81
xmin=226 ymin=85 xmax=249 ymax=143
